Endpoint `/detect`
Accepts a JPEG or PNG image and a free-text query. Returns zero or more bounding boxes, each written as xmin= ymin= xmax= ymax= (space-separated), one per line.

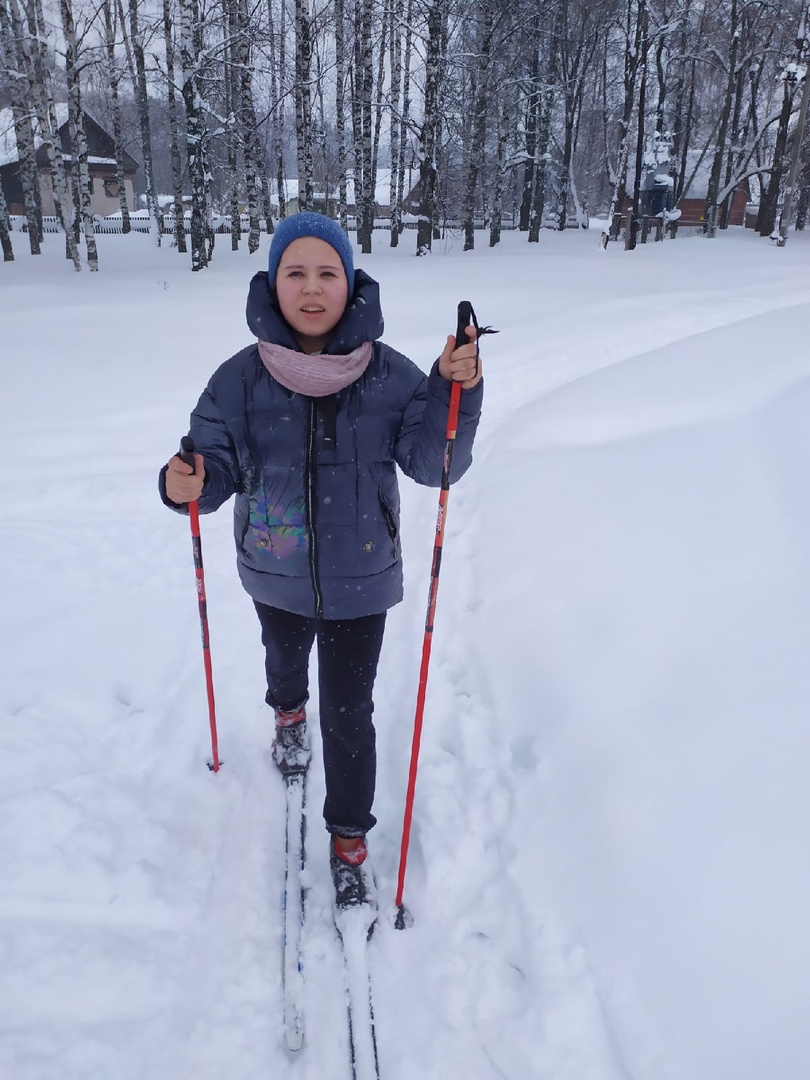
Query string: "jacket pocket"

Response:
xmin=378 ymin=480 xmax=400 ymax=555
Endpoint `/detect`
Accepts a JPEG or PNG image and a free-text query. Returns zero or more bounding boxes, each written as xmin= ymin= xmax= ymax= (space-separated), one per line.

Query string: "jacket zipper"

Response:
xmin=305 ymin=399 xmax=323 ymax=617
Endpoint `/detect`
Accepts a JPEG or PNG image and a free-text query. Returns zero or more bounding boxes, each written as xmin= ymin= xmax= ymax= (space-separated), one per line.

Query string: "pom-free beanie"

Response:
xmin=267 ymin=212 xmax=355 ymax=294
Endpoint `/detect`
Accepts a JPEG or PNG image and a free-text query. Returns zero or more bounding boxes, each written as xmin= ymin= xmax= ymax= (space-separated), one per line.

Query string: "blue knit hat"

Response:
xmin=268 ymin=212 xmax=355 ymax=294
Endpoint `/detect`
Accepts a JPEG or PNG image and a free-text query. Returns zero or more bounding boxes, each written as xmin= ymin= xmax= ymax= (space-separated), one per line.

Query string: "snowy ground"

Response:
xmin=2 ymin=225 xmax=809 ymax=1080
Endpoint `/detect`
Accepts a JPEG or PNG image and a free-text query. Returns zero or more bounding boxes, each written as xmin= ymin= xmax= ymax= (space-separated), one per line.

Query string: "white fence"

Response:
xmin=9 ymin=213 xmax=269 ymax=235
xmin=10 ymin=212 xmax=578 ymax=237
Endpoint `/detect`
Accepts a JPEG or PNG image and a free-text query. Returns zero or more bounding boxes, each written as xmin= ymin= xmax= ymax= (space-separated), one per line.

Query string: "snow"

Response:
xmin=2 ymin=224 xmax=810 ymax=1080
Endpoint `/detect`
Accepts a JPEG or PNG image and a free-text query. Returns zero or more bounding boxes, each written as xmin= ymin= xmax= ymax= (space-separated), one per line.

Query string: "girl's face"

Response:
xmin=275 ymin=236 xmax=349 ymax=353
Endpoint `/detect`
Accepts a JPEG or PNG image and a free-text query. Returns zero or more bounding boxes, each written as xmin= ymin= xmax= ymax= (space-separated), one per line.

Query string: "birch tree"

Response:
xmin=178 ymin=0 xmax=212 ymax=269
xmin=555 ymin=0 xmax=601 ymax=232
xmin=415 ymin=0 xmax=448 ymax=255
xmin=461 ymin=1 xmax=494 ymax=250
xmin=0 ymin=178 xmax=13 ymax=260
xmin=228 ymin=0 xmax=262 ymax=252
xmin=625 ymin=0 xmax=648 ymax=249
xmin=294 ymin=0 xmax=314 ymax=209
xmin=60 ymin=0 xmax=99 ymax=269
xmin=334 ymin=0 xmax=350 ymax=227
xmin=161 ymin=0 xmax=186 ymax=250
xmin=518 ymin=10 xmax=543 ymax=232
xmin=0 ymin=0 xmax=42 ymax=252
xmin=354 ymin=0 xmax=375 ymax=252
xmin=102 ymin=0 xmax=132 ymax=234
xmin=267 ymin=0 xmax=287 ymax=219
xmin=386 ymin=0 xmax=401 ymax=239
xmin=128 ymin=0 xmax=162 ymax=243
xmin=489 ymin=89 xmax=512 ymax=247
xmin=13 ymin=0 xmax=81 ymax=268
xmin=604 ymin=0 xmax=647 ymax=246
xmin=758 ymin=14 xmax=805 ymax=235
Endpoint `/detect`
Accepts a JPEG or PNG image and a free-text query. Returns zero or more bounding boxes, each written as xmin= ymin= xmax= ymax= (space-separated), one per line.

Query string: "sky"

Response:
xmin=1 ymin=222 xmax=809 ymax=1080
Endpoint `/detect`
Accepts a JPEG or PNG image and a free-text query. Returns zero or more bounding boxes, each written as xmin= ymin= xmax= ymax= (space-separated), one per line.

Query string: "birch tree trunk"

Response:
xmin=0 ymin=0 xmax=42 ymax=252
xmin=268 ymin=0 xmax=286 ymax=220
xmin=758 ymin=24 xmax=801 ymax=240
xmin=335 ymin=0 xmax=350 ymax=228
xmin=179 ymin=0 xmax=210 ymax=269
xmin=704 ymin=0 xmax=741 ymax=237
xmin=102 ymin=0 xmax=132 ymax=234
xmin=670 ymin=1 xmax=695 ymax=210
xmin=519 ymin=16 xmax=541 ymax=233
xmin=528 ymin=80 xmax=553 ymax=243
xmin=294 ymin=0 xmax=314 ymax=209
xmin=388 ymin=0 xmax=401 ymax=243
xmin=415 ymin=0 xmax=445 ymax=256
xmin=129 ymin=0 xmax=162 ymax=244
xmin=61 ymin=0 xmax=99 ymax=270
xmin=625 ymin=3 xmax=648 ymax=250
xmin=224 ymin=12 xmax=242 ymax=252
xmin=356 ymin=0 xmax=375 ymax=253
xmin=231 ymin=0 xmax=261 ymax=252
xmin=371 ymin=7 xmax=386 ymax=192
xmin=489 ymin=92 xmax=510 ymax=248
xmin=15 ymin=0 xmax=82 ymax=268
xmin=0 ymin=179 xmax=13 ymax=261
xmin=161 ymin=0 xmax=186 ymax=250
xmin=393 ymin=0 xmax=414 ymax=245
xmin=555 ymin=2 xmax=598 ymax=232
xmin=604 ymin=0 xmax=645 ymax=246
xmin=462 ymin=3 xmax=493 ymax=251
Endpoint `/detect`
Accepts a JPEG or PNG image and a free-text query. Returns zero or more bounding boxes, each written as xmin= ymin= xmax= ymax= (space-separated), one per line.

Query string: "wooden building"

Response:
xmin=0 ymin=106 xmax=139 ymax=218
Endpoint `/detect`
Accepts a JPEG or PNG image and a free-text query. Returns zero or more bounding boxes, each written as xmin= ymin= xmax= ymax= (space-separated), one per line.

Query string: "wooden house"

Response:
xmin=0 ymin=106 xmax=139 ymax=218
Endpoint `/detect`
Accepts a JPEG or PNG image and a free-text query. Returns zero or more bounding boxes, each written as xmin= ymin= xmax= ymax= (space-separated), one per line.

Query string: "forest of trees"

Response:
xmin=1 ymin=0 xmax=809 ymax=270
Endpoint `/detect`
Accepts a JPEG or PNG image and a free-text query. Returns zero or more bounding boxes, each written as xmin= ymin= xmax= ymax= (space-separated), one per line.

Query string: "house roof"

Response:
xmin=0 ymin=106 xmax=138 ymax=173
xmin=1 ymin=106 xmax=68 ymax=167
xmin=276 ymin=169 xmax=395 ymax=208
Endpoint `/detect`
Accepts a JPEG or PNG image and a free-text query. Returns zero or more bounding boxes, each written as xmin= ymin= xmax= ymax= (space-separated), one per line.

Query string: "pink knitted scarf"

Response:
xmin=258 ymin=339 xmax=372 ymax=397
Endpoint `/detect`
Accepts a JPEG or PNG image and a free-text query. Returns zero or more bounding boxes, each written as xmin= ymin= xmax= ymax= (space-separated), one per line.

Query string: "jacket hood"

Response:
xmin=245 ymin=267 xmax=385 ymax=354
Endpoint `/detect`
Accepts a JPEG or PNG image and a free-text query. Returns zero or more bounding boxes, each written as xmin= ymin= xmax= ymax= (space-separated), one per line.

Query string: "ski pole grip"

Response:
xmin=178 ymin=435 xmax=196 ymax=474
xmin=456 ymin=300 xmax=473 ymax=348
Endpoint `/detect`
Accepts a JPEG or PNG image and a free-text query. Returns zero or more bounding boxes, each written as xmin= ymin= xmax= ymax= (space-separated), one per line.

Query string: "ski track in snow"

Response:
xmin=2 ymin=228 xmax=810 ymax=1080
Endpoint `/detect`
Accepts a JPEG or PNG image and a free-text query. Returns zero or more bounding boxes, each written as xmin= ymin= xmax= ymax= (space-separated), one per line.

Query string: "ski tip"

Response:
xmin=394 ymin=903 xmax=413 ymax=931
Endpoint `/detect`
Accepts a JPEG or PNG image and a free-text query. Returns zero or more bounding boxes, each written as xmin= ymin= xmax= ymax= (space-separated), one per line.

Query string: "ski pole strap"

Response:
xmin=455 ymin=300 xmax=499 ymax=380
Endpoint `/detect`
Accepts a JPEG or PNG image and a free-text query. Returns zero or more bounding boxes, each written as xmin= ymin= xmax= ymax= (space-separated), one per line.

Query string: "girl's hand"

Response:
xmin=165 ymin=452 xmax=205 ymax=503
xmin=438 ymin=324 xmax=481 ymax=389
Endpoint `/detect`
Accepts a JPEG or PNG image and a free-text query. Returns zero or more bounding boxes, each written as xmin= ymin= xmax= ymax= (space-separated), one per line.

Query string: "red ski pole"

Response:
xmin=178 ymin=435 xmax=221 ymax=773
xmin=395 ymin=301 xmax=477 ymax=929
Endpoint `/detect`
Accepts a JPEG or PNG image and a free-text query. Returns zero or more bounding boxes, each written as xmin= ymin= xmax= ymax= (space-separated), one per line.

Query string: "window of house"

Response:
xmin=104 ymin=178 xmax=120 ymax=198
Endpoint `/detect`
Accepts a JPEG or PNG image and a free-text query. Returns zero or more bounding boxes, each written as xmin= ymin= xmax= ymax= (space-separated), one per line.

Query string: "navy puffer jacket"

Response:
xmin=160 ymin=268 xmax=483 ymax=619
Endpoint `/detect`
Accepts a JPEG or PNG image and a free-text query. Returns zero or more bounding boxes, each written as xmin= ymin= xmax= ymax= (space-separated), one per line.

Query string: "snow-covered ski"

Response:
xmin=335 ymin=903 xmax=380 ymax=1079
xmin=281 ymin=771 xmax=307 ymax=1051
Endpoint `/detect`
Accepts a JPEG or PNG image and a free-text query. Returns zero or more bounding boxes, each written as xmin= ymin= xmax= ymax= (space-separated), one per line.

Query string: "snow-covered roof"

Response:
xmin=1 ymin=105 xmax=83 ymax=167
xmin=276 ymin=170 xmax=395 ymax=208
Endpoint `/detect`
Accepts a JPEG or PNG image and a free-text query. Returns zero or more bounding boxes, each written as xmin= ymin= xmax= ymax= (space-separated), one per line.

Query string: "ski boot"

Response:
xmin=272 ymin=705 xmax=311 ymax=776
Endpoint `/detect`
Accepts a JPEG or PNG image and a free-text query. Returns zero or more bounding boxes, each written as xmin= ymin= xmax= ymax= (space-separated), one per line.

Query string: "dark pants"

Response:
xmin=254 ymin=601 xmax=386 ymax=838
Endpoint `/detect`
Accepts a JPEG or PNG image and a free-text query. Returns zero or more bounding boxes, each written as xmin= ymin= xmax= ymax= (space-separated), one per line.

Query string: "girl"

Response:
xmin=160 ymin=212 xmax=483 ymax=909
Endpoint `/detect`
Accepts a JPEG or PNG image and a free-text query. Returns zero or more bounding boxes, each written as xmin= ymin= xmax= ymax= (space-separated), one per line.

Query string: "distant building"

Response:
xmin=278 ymin=169 xmax=397 ymax=219
xmin=622 ymin=135 xmax=750 ymax=228
xmin=0 ymin=106 xmax=139 ymax=218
